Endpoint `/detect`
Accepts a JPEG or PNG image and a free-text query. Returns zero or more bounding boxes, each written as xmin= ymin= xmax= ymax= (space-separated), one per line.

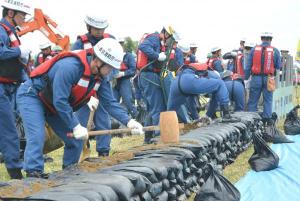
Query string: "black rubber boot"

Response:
xmin=98 ymin=152 xmax=109 ymax=157
xmin=221 ymin=105 xmax=240 ymax=123
xmin=7 ymin=168 xmax=23 ymax=180
xmin=26 ymin=171 xmax=49 ymax=179
xmin=144 ymin=131 xmax=154 ymax=144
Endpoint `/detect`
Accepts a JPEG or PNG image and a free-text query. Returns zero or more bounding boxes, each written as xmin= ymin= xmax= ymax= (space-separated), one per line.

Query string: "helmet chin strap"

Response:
xmin=11 ymin=11 xmax=18 ymax=27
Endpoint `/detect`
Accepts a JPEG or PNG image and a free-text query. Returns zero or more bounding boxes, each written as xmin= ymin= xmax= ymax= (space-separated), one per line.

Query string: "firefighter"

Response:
xmin=17 ymin=38 xmax=143 ymax=178
xmin=112 ymin=38 xmax=138 ymax=118
xmin=34 ymin=42 xmax=58 ymax=67
xmin=245 ymin=32 xmax=281 ymax=124
xmin=0 ymin=0 xmax=31 ymax=179
xmin=72 ymin=15 xmax=116 ymax=157
xmin=167 ymin=63 xmax=239 ymax=122
xmin=188 ymin=42 xmax=198 ymax=63
xmin=222 ymin=70 xmax=245 ymax=111
xmin=207 ymin=47 xmax=224 ymax=74
xmin=137 ymin=25 xmax=176 ymax=143
xmin=72 ymin=15 xmax=114 ymax=53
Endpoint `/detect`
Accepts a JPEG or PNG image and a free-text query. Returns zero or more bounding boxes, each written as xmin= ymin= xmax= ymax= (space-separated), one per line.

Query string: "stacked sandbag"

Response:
xmin=1 ymin=112 xmax=262 ymax=201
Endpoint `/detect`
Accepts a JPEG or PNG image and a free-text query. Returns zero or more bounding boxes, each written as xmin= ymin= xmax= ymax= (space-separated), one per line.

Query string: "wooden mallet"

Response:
xmin=87 ymin=111 xmax=182 ymax=143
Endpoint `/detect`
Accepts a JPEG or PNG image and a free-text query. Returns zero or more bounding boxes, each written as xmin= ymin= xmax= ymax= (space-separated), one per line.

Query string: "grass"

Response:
xmin=0 ymin=135 xmax=144 ymax=182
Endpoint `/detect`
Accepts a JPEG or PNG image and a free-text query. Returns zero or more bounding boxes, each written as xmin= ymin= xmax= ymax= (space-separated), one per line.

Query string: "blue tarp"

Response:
xmin=235 ymin=135 xmax=300 ymax=201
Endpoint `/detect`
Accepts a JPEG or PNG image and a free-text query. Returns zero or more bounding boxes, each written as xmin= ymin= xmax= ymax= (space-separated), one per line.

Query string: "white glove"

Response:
xmin=73 ymin=124 xmax=89 ymax=140
xmin=114 ymin=71 xmax=125 ymax=79
xmin=158 ymin=52 xmax=167 ymax=61
xmin=87 ymin=96 xmax=99 ymax=111
xmin=19 ymin=45 xmax=31 ymax=64
xmin=127 ymin=119 xmax=144 ymax=135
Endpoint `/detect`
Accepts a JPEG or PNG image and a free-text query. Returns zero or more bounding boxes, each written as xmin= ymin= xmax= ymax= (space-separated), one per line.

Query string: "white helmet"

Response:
xmin=244 ymin=42 xmax=255 ymax=48
xmin=84 ymin=15 xmax=108 ymax=29
xmin=211 ymin=46 xmax=221 ymax=53
xmin=177 ymin=40 xmax=190 ymax=53
xmin=190 ymin=42 xmax=198 ymax=48
xmin=1 ymin=0 xmax=31 ymax=15
xmin=240 ymin=37 xmax=246 ymax=42
xmin=39 ymin=42 xmax=51 ymax=50
xmin=93 ymin=38 xmax=123 ymax=69
xmin=118 ymin=37 xmax=125 ymax=43
xmin=261 ymin=32 xmax=273 ymax=38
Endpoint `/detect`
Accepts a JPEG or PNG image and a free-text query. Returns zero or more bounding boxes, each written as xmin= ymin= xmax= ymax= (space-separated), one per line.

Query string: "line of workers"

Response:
xmin=0 ymin=0 xmax=281 ymax=179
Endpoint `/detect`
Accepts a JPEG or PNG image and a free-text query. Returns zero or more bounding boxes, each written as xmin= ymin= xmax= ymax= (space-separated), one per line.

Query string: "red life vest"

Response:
xmin=206 ymin=57 xmax=220 ymax=70
xmin=184 ymin=57 xmax=191 ymax=65
xmin=31 ymin=50 xmax=101 ymax=114
xmin=136 ymin=33 xmax=165 ymax=72
xmin=0 ymin=22 xmax=24 ymax=83
xmin=37 ymin=51 xmax=58 ymax=65
xmin=234 ymin=54 xmax=245 ymax=79
xmin=188 ymin=63 xmax=208 ymax=71
xmin=120 ymin=62 xmax=127 ymax=71
xmin=78 ymin=33 xmax=111 ymax=54
xmin=251 ymin=45 xmax=275 ymax=75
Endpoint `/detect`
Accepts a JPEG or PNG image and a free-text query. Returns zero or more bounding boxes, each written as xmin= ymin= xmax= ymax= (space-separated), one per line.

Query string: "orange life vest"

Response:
xmin=78 ymin=33 xmax=111 ymax=54
xmin=37 ymin=51 xmax=58 ymax=65
xmin=251 ymin=45 xmax=275 ymax=75
xmin=206 ymin=57 xmax=220 ymax=70
xmin=31 ymin=50 xmax=101 ymax=114
xmin=136 ymin=33 xmax=165 ymax=72
xmin=0 ymin=22 xmax=24 ymax=83
xmin=234 ymin=54 xmax=245 ymax=79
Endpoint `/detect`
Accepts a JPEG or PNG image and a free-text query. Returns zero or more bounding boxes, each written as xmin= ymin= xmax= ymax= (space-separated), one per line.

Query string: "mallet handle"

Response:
xmin=88 ymin=125 xmax=160 ymax=136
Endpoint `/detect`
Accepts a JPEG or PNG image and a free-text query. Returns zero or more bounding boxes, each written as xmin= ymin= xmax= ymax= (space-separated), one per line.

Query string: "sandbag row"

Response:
xmin=1 ymin=112 xmax=262 ymax=201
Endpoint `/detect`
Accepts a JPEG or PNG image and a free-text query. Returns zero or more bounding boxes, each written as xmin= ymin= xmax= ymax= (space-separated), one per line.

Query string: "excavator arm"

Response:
xmin=17 ymin=8 xmax=70 ymax=51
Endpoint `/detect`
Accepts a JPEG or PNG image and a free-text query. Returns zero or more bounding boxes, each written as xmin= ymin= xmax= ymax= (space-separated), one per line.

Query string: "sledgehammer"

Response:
xmin=86 ymin=111 xmax=183 ymax=143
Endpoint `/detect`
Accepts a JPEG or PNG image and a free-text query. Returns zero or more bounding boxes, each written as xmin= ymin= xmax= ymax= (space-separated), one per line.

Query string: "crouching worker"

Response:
xmin=222 ymin=70 xmax=245 ymax=111
xmin=167 ymin=63 xmax=239 ymax=122
xmin=17 ymin=38 xmax=143 ymax=178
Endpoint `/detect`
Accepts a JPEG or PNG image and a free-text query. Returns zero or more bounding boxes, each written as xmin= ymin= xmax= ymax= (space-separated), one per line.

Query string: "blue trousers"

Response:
xmin=225 ymin=80 xmax=245 ymax=111
xmin=17 ymin=81 xmax=84 ymax=173
xmin=167 ymin=73 xmax=229 ymax=118
xmin=185 ymin=95 xmax=200 ymax=120
xmin=0 ymin=83 xmax=22 ymax=169
xmin=76 ymin=104 xmax=111 ymax=154
xmin=139 ymin=72 xmax=165 ymax=133
xmin=247 ymin=75 xmax=273 ymax=118
xmin=113 ymin=78 xmax=138 ymax=118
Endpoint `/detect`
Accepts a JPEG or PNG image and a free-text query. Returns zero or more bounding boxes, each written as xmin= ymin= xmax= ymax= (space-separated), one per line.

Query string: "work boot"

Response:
xmin=144 ymin=131 xmax=154 ymax=144
xmin=221 ymin=105 xmax=240 ymax=123
xmin=98 ymin=152 xmax=109 ymax=157
xmin=26 ymin=171 xmax=49 ymax=179
xmin=7 ymin=168 xmax=23 ymax=180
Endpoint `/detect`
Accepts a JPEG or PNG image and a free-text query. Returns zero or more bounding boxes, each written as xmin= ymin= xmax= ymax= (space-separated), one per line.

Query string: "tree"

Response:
xmin=123 ymin=37 xmax=138 ymax=53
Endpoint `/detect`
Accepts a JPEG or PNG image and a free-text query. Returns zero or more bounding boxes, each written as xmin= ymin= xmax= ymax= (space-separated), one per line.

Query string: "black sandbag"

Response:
xmin=264 ymin=120 xmax=294 ymax=144
xmin=103 ymin=165 xmax=159 ymax=183
xmin=248 ymin=132 xmax=279 ymax=172
xmin=27 ymin=194 xmax=90 ymax=201
xmin=29 ymin=189 xmax=103 ymax=201
xmin=141 ymin=191 xmax=152 ymax=201
xmin=167 ymin=187 xmax=177 ymax=201
xmin=194 ymin=164 xmax=240 ymax=201
xmin=129 ymin=195 xmax=141 ymax=201
xmin=63 ymin=173 xmax=135 ymax=201
xmin=154 ymin=191 xmax=168 ymax=201
xmin=148 ymin=181 xmax=163 ymax=197
xmin=99 ymin=170 xmax=151 ymax=194
xmin=284 ymin=105 xmax=300 ymax=135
